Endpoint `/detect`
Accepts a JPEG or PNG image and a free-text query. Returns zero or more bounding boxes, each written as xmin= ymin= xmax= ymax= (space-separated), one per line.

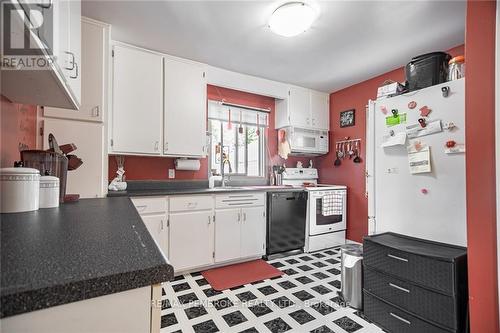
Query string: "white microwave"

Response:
xmin=284 ymin=127 xmax=329 ymax=155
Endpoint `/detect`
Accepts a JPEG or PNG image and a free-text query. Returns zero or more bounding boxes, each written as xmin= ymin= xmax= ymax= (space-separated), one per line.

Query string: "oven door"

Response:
xmin=308 ymin=190 xmax=346 ymax=235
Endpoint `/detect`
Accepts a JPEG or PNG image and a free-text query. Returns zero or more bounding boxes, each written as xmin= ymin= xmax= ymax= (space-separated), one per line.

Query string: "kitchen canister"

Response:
xmin=39 ymin=176 xmax=60 ymax=208
xmin=0 ymin=167 xmax=40 ymax=213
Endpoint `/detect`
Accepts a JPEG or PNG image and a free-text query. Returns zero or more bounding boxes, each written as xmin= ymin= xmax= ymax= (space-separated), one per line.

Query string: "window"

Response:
xmin=208 ymin=101 xmax=269 ymax=178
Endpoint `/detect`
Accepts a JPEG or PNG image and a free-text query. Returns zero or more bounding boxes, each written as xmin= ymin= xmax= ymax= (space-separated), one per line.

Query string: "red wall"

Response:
xmin=316 ymin=45 xmax=464 ymax=243
xmin=108 ymin=85 xmax=312 ymax=181
xmin=0 ymin=96 xmax=38 ymax=167
xmin=464 ymin=1 xmax=499 ymax=331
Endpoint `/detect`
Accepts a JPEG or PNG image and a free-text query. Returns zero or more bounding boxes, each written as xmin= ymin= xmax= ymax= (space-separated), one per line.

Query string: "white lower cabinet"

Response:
xmin=134 ymin=193 xmax=266 ymax=274
xmin=168 ymin=210 xmax=214 ymax=272
xmin=214 ymin=208 xmax=242 ymax=262
xmin=141 ymin=215 xmax=169 ymax=258
xmin=214 ymin=193 xmax=266 ymax=264
xmin=241 ymin=206 xmax=266 ymax=258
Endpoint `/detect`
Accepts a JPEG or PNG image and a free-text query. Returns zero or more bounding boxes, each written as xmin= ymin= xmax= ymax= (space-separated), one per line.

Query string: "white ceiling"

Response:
xmin=82 ymin=0 xmax=466 ymax=93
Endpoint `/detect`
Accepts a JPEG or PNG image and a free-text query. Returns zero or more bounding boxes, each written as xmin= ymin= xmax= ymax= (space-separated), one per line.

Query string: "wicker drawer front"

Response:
xmin=364 ymin=267 xmax=457 ymax=330
xmin=364 ymin=240 xmax=455 ymax=294
xmin=364 ymin=291 xmax=451 ymax=333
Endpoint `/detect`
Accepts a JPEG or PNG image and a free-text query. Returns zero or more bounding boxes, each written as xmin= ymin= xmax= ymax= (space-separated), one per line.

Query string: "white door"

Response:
xmin=141 ymin=214 xmax=168 ymax=257
xmin=169 ymin=211 xmax=214 ymax=271
xmin=214 ymin=209 xmax=241 ymax=262
xmin=43 ymin=118 xmax=106 ymax=198
xmin=240 ymin=206 xmax=265 ymax=258
xmin=163 ymin=58 xmax=206 ymax=157
xmin=289 ymin=86 xmax=311 ymax=128
xmin=45 ymin=19 xmax=105 ymax=122
xmin=111 ymin=44 xmax=163 ymax=155
xmin=310 ymin=91 xmax=329 ymax=130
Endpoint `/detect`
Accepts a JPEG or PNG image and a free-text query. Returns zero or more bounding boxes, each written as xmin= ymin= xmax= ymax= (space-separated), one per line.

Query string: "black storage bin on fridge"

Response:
xmin=405 ymin=52 xmax=451 ymax=91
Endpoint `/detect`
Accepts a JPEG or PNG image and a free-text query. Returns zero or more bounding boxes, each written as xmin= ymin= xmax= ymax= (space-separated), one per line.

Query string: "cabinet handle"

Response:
xmin=154 ymin=141 xmax=159 ymax=151
xmin=243 ymin=213 xmax=246 ymax=221
xmin=389 ymin=312 xmax=411 ymax=325
xmin=164 ymin=142 xmax=168 ymax=151
xmin=37 ymin=0 xmax=53 ymax=9
xmin=387 ymin=254 xmax=408 ymax=262
xmin=238 ymin=213 xmax=241 ymax=222
xmin=92 ymin=106 xmax=100 ymax=117
xmin=70 ymin=62 xmax=79 ymax=79
xmin=208 ymin=215 xmax=211 ymax=225
xmin=388 ymin=283 xmax=410 ymax=293
xmin=64 ymin=51 xmax=75 ymax=70
xmin=160 ymin=219 xmax=164 ymax=231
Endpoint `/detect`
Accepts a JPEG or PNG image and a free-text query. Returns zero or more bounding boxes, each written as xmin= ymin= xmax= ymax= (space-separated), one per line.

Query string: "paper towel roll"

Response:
xmin=175 ymin=159 xmax=201 ymax=171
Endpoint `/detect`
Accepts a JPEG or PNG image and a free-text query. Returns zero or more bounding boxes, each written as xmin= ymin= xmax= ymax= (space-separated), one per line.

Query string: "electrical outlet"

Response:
xmin=168 ymin=169 xmax=175 ymax=179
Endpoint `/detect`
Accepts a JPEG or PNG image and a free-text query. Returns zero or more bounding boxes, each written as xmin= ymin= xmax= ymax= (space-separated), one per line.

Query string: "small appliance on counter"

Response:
xmin=21 ymin=133 xmax=83 ymax=202
xmin=0 ymin=167 xmax=40 ymax=213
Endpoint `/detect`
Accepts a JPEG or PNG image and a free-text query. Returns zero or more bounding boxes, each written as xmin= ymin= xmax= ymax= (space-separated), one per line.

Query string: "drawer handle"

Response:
xmin=135 ymin=205 xmax=147 ymax=212
xmin=387 ymin=254 xmax=408 ymax=262
xmin=389 ymin=283 xmax=410 ymax=293
xmin=390 ymin=312 xmax=411 ymax=325
xmin=187 ymin=202 xmax=198 ymax=208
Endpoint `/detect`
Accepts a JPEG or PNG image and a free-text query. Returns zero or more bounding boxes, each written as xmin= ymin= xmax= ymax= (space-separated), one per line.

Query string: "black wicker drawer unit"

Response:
xmin=363 ymin=232 xmax=468 ymax=333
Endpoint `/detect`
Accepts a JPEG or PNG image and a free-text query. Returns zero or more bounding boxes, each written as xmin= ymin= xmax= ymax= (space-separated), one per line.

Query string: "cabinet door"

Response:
xmin=111 ymin=44 xmax=163 ymax=155
xmin=310 ymin=90 xmax=329 ymax=130
xmin=241 ymin=207 xmax=266 ymax=258
xmin=164 ymin=58 xmax=206 ymax=157
xmin=288 ymin=86 xmax=311 ymax=128
xmin=45 ymin=19 xmax=104 ymax=122
xmin=141 ymin=214 xmax=168 ymax=257
xmin=214 ymin=209 xmax=241 ymax=262
xmin=43 ymin=118 xmax=106 ymax=198
xmin=169 ymin=211 xmax=214 ymax=271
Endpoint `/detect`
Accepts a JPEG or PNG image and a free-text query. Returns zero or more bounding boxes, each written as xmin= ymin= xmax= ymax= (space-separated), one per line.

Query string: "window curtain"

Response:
xmin=208 ymin=100 xmax=269 ymax=127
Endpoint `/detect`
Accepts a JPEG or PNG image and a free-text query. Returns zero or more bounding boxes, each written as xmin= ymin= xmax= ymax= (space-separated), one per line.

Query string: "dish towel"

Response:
xmin=278 ymin=129 xmax=291 ymax=159
xmin=321 ymin=194 xmax=343 ymax=216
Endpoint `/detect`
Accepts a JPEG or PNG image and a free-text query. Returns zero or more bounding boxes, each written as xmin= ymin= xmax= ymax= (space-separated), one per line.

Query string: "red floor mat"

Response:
xmin=201 ymin=259 xmax=284 ymax=291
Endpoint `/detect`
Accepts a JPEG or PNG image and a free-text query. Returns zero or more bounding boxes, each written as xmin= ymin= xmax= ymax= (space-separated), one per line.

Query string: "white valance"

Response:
xmin=208 ymin=100 xmax=269 ymax=127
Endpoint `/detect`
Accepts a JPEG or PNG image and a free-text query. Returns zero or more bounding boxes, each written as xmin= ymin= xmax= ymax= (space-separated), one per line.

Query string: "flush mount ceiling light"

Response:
xmin=269 ymin=2 xmax=318 ymax=37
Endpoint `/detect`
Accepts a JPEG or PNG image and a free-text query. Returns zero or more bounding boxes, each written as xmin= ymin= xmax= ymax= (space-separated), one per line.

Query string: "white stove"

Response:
xmin=282 ymin=168 xmax=347 ymax=252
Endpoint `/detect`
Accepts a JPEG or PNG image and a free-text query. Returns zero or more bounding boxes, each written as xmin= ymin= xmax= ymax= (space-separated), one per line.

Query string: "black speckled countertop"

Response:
xmin=0 ymin=197 xmax=174 ymax=318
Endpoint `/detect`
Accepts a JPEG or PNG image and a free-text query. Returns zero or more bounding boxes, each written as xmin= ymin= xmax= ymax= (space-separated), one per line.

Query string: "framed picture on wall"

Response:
xmin=340 ymin=109 xmax=355 ymax=127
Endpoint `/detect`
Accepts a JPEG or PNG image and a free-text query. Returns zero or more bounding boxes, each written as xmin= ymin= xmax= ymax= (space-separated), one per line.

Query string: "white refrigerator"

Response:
xmin=366 ymin=78 xmax=466 ymax=246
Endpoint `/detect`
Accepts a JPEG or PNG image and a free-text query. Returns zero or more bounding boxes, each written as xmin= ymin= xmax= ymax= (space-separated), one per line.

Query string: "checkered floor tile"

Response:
xmin=160 ymin=247 xmax=383 ymax=333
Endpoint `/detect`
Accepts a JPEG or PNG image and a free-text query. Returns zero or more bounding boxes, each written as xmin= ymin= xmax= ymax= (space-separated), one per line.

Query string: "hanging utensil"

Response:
xmin=334 ymin=143 xmax=341 ymax=166
xmin=337 ymin=142 xmax=344 ymax=159
xmin=256 ymin=114 xmax=260 ymax=136
xmin=348 ymin=141 xmax=354 ymax=159
xmin=353 ymin=141 xmax=361 ymax=163
xmin=238 ymin=110 xmax=243 ymax=134
xmin=227 ymin=108 xmax=232 ymax=130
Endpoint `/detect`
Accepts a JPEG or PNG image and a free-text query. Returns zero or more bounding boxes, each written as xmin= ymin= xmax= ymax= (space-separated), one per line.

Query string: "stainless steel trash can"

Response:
xmin=340 ymin=244 xmax=363 ymax=309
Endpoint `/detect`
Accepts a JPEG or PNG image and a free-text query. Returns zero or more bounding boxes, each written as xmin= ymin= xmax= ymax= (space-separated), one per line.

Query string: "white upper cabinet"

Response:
xmin=163 ymin=58 xmax=207 ymax=157
xmin=110 ymin=44 xmax=163 ymax=155
xmin=1 ymin=0 xmax=81 ymax=109
xmin=275 ymin=86 xmax=330 ymax=131
xmin=288 ymin=86 xmax=311 ymax=128
xmin=45 ymin=18 xmax=108 ymax=122
xmin=310 ymin=90 xmax=329 ymax=130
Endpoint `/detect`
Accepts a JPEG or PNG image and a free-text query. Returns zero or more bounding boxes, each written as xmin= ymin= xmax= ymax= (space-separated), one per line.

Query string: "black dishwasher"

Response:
xmin=266 ymin=191 xmax=308 ymax=258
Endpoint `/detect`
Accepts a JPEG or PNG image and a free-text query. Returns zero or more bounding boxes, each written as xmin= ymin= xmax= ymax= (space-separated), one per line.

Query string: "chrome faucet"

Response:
xmin=221 ymin=152 xmax=232 ymax=188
